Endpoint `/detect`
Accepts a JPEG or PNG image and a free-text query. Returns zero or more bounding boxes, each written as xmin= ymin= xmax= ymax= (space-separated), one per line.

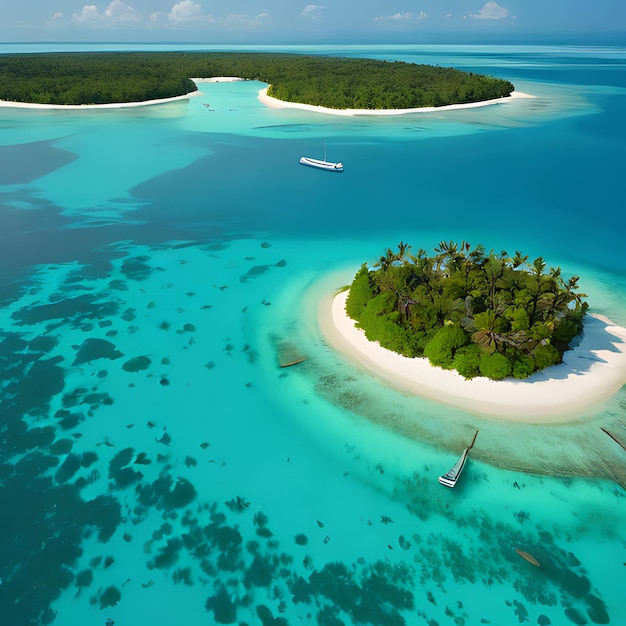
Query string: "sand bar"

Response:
xmin=321 ymin=290 xmax=626 ymax=422
xmin=259 ymin=87 xmax=534 ymax=117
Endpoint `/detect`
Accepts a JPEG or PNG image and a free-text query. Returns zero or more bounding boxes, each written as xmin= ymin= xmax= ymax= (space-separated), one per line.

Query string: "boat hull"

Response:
xmin=438 ymin=448 xmax=469 ymax=488
xmin=299 ymin=157 xmax=343 ymax=172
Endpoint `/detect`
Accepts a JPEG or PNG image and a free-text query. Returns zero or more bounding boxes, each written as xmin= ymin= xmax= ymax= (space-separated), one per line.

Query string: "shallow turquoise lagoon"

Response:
xmin=0 ymin=44 xmax=625 ymax=626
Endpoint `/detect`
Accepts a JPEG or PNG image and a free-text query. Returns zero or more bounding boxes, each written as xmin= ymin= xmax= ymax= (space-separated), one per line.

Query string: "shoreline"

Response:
xmin=0 ymin=90 xmax=202 ymax=110
xmin=0 ymin=75 xmax=532 ymax=114
xmin=258 ymin=87 xmax=534 ymax=117
xmin=320 ymin=290 xmax=626 ymax=423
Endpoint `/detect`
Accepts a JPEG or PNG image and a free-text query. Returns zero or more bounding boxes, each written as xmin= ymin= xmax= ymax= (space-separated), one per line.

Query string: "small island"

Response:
xmin=0 ymin=52 xmax=513 ymax=109
xmin=346 ymin=242 xmax=588 ymax=381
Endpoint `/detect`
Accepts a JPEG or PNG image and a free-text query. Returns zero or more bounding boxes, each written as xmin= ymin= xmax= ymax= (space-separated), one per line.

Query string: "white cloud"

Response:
xmin=105 ymin=0 xmax=140 ymax=22
xmin=52 ymin=12 xmax=63 ymax=20
xmin=72 ymin=2 xmax=139 ymax=25
xmin=469 ymin=2 xmax=509 ymax=20
xmin=374 ymin=11 xmax=427 ymax=23
xmin=302 ymin=5 xmax=325 ymax=20
xmin=72 ymin=5 xmax=99 ymax=23
xmin=168 ymin=1 xmax=213 ymax=23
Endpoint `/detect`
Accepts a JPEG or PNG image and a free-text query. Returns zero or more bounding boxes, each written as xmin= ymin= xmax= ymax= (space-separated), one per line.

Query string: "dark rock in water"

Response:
xmin=256 ymin=604 xmax=288 ymax=626
xmin=205 ymin=585 xmax=237 ymax=624
xmin=514 ymin=600 xmax=529 ymax=622
xmin=152 ymin=537 xmax=183 ymax=569
xmin=121 ymin=308 xmax=136 ymax=321
xmin=156 ymin=431 xmax=172 ymax=446
xmin=50 ymin=438 xmax=73 ymax=455
xmin=205 ymin=361 xmax=216 ymax=370
xmin=226 ymin=496 xmax=249 ymax=512
xmin=275 ymin=259 xmax=287 ymax=267
xmin=93 ymin=585 xmax=121 ymax=608
xmin=73 ymin=338 xmax=123 ymax=365
xmin=122 ymin=355 xmax=152 ymax=372
xmin=254 ymin=511 xmax=269 ymax=528
xmin=121 ymin=256 xmax=152 ymax=281
xmin=75 ymin=569 xmax=93 ymax=588
xmin=111 ymin=466 xmax=143 ymax=488
xmin=81 ymin=451 xmax=98 ymax=467
xmin=316 ymin=520 xmax=324 ymax=528
xmin=261 ymin=241 xmax=271 ymax=248
xmin=585 ymin=594 xmax=610 ymax=624
xmin=537 ymin=615 xmax=551 ymax=626
xmin=55 ymin=453 xmax=82 ymax=483
xmin=172 ymin=567 xmax=193 ymax=586
xmin=564 ymin=607 xmax=587 ymax=625
xmin=160 ymin=377 xmax=170 ymax=386
xmin=28 ymin=334 xmax=58 ymax=352
xmin=123 ymin=533 xmax=132 ymax=543
xmin=109 ymin=279 xmax=128 ymax=291
xmin=294 ymin=534 xmax=308 ymax=546
xmin=241 ymin=265 xmax=270 ymax=282
xmin=166 ymin=477 xmax=196 ymax=508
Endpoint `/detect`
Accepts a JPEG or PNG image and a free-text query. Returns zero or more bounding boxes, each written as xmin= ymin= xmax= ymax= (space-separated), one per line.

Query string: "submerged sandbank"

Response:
xmin=259 ymin=87 xmax=534 ymax=117
xmin=320 ymin=290 xmax=626 ymax=422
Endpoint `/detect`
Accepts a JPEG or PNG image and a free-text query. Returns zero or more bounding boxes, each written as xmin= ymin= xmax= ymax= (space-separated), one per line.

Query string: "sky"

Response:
xmin=0 ymin=1 xmax=624 ymax=43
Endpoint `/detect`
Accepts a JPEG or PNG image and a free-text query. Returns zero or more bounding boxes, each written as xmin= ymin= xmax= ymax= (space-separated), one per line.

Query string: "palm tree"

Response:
xmin=511 ymin=250 xmax=529 ymax=269
xmin=396 ymin=241 xmax=410 ymax=264
xmin=374 ymin=247 xmax=397 ymax=272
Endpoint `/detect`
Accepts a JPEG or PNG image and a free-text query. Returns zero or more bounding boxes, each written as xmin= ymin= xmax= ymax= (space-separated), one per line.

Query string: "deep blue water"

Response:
xmin=0 ymin=43 xmax=625 ymax=626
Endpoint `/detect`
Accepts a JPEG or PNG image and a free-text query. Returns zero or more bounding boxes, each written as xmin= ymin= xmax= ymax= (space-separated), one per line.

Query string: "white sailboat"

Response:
xmin=300 ymin=143 xmax=343 ymax=172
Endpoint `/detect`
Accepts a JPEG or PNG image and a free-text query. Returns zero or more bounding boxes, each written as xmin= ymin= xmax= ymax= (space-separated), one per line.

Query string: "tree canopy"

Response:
xmin=0 ymin=52 xmax=514 ymax=109
xmin=345 ymin=241 xmax=588 ymax=381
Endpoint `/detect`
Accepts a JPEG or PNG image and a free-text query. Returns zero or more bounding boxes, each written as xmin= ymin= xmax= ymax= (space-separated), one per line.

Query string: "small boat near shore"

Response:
xmin=438 ymin=430 xmax=478 ymax=488
xmin=299 ymin=143 xmax=343 ymax=172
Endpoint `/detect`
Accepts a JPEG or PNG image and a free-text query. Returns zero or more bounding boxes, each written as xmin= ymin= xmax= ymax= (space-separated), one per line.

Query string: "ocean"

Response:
xmin=0 ymin=42 xmax=625 ymax=626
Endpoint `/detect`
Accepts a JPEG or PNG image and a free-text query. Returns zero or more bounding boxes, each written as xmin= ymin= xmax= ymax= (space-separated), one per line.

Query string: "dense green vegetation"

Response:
xmin=346 ymin=242 xmax=588 ymax=380
xmin=0 ymin=52 xmax=514 ymax=108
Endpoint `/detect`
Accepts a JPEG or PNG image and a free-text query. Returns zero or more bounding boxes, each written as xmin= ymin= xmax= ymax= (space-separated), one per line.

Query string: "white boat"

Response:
xmin=438 ymin=448 xmax=470 ymax=488
xmin=438 ymin=430 xmax=478 ymax=488
xmin=299 ymin=143 xmax=343 ymax=172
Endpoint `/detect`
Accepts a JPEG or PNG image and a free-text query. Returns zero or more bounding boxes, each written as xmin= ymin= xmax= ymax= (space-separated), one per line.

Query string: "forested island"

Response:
xmin=345 ymin=242 xmax=588 ymax=381
xmin=0 ymin=52 xmax=514 ymax=109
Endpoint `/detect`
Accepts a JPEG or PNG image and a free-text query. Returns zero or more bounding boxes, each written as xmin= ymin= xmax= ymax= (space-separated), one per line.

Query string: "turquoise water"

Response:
xmin=1 ymin=44 xmax=625 ymax=626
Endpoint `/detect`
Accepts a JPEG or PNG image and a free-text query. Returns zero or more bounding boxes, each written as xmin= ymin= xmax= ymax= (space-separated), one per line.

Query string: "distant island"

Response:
xmin=345 ymin=242 xmax=588 ymax=381
xmin=0 ymin=52 xmax=514 ymax=109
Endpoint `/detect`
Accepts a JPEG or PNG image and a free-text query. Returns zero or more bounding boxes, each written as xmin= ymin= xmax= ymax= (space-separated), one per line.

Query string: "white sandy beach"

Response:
xmin=321 ymin=290 xmax=626 ymax=422
xmin=0 ymin=90 xmax=202 ymax=110
xmin=259 ymin=87 xmax=534 ymax=116
xmin=1 ymin=75 xmax=532 ymax=114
